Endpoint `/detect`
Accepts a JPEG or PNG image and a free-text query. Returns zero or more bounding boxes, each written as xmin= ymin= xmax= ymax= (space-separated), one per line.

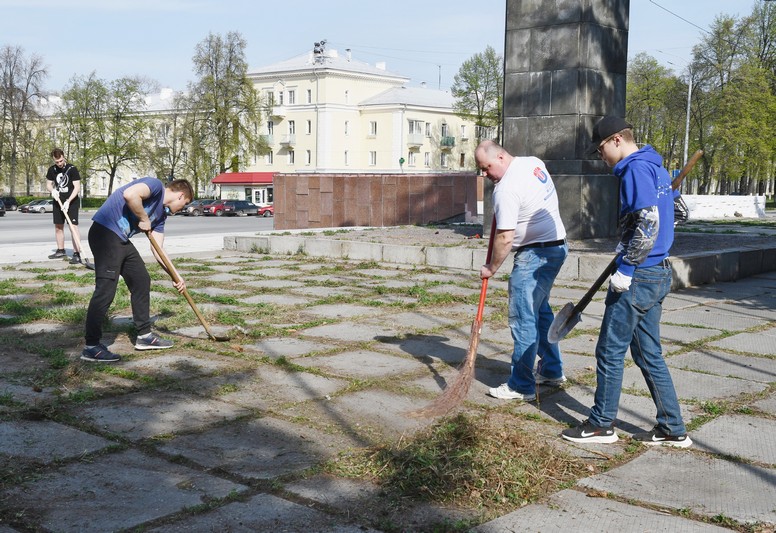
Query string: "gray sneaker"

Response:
xmin=534 ymin=372 xmax=567 ymax=386
xmin=134 ymin=333 xmax=173 ymax=350
xmin=81 ymin=344 xmax=121 ymax=362
xmin=48 ymin=249 xmax=66 ymax=259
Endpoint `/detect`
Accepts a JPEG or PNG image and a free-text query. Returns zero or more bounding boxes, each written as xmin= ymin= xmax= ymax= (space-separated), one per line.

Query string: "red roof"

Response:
xmin=212 ymin=172 xmax=274 ymax=185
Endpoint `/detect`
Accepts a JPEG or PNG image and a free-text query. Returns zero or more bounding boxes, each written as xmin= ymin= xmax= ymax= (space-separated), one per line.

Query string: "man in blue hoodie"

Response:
xmin=561 ymin=117 xmax=692 ymax=448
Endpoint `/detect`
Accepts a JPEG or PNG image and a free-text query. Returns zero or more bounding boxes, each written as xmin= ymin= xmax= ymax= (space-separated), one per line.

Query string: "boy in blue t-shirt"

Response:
xmin=562 ymin=117 xmax=692 ymax=449
xmin=82 ymin=178 xmax=193 ymax=362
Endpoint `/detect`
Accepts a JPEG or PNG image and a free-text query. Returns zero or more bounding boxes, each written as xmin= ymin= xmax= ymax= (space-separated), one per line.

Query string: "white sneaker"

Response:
xmin=534 ymin=372 xmax=567 ymax=386
xmin=488 ymin=383 xmax=535 ymax=401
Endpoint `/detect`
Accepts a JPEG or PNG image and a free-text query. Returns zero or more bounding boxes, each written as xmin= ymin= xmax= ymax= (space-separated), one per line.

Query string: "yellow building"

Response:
xmin=246 ymin=43 xmax=480 ymax=175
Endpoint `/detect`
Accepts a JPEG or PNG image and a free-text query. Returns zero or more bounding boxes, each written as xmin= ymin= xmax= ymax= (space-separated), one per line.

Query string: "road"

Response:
xmin=0 ymin=210 xmax=274 ymax=264
xmin=0 ymin=210 xmax=274 ymax=245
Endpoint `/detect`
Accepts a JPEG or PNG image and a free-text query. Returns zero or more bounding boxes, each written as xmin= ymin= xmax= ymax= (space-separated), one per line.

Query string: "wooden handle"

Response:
xmin=672 ymin=150 xmax=703 ymax=191
xmin=146 ymin=232 xmax=217 ymax=338
xmin=53 ymin=196 xmax=81 ymax=253
xmin=476 ymin=215 xmax=498 ymax=322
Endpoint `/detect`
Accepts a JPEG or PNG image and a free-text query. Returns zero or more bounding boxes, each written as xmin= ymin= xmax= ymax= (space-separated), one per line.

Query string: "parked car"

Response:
xmin=258 ymin=204 xmax=274 ymax=217
xmin=30 ymin=199 xmax=55 ymax=213
xmin=223 ymin=200 xmax=259 ymax=216
xmin=20 ymin=199 xmax=47 ymax=213
xmin=203 ymin=200 xmax=228 ymax=216
xmin=181 ymin=199 xmax=216 ymax=216
xmin=1 ymin=196 xmax=18 ymax=211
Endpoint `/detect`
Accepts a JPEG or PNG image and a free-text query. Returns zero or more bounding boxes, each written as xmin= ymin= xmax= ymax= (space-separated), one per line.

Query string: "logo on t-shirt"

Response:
xmin=533 ymin=167 xmax=548 ymax=183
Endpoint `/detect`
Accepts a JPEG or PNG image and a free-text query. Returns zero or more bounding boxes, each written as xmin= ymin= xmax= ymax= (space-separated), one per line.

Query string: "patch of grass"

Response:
xmin=327 ymin=412 xmax=585 ymax=514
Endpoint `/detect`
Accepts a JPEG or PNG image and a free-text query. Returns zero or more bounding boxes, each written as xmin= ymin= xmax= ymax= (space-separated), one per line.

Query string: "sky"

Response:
xmin=0 ymin=0 xmax=763 ymax=94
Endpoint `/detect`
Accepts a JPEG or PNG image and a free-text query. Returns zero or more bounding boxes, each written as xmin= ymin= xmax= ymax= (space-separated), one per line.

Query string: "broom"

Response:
xmin=408 ymin=216 xmax=497 ymax=418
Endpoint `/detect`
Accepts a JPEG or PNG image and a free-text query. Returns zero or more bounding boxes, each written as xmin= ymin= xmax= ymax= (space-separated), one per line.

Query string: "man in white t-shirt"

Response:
xmin=476 ymin=140 xmax=568 ymax=401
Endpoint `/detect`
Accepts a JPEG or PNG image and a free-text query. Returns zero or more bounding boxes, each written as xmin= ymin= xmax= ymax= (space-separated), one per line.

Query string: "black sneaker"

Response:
xmin=69 ymin=252 xmax=82 ymax=265
xmin=48 ymin=249 xmax=66 ymax=259
xmin=134 ymin=333 xmax=173 ymax=350
xmin=632 ymin=426 xmax=693 ymax=448
xmin=561 ymin=419 xmax=619 ymax=444
xmin=81 ymin=344 xmax=121 ymax=362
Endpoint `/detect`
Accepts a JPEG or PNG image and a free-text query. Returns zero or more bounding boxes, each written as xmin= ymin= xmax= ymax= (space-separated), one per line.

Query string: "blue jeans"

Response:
xmin=506 ymin=243 xmax=568 ymax=394
xmin=588 ymin=263 xmax=687 ymax=435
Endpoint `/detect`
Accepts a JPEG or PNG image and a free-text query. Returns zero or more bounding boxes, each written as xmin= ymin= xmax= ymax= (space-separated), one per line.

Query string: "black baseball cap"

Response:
xmin=589 ymin=116 xmax=633 ymax=154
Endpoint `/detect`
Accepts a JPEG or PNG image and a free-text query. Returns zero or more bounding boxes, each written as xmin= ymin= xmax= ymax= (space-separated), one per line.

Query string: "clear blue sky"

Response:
xmin=0 ymin=0 xmax=760 ymax=93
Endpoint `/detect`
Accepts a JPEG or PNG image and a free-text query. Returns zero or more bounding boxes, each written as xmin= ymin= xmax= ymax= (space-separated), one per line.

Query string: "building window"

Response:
xmin=344 ymin=121 xmax=349 ymax=135
xmin=288 ymin=150 xmax=295 ymax=165
xmin=425 ymin=122 xmax=431 ymax=137
xmin=408 ymin=152 xmax=416 ymax=167
xmin=267 ymin=90 xmax=274 ymax=105
xmin=266 ymin=150 xmax=273 ymax=165
xmin=288 ymin=90 xmax=296 ymax=104
xmin=306 ymin=120 xmax=312 ymax=134
xmin=267 ymin=120 xmax=274 ymax=134
xmin=459 ymin=152 xmax=466 ymax=168
xmin=344 ymin=150 xmax=349 ymax=166
xmin=288 ymin=120 xmax=295 ymax=134
xmin=369 ymin=121 xmax=378 ymax=137
xmin=409 ymin=120 xmax=423 ymax=134
xmin=306 ymin=89 xmax=312 ymax=103
xmin=441 ymin=123 xmax=449 ymax=137
xmin=278 ymin=92 xmax=284 ymax=105
xmin=306 ymin=150 xmax=312 ymax=165
xmin=441 ymin=152 xmax=448 ymax=167
xmin=460 ymin=125 xmax=467 ymax=140
xmin=424 ymin=152 xmax=430 ymax=167
xmin=369 ymin=151 xmax=377 ymax=166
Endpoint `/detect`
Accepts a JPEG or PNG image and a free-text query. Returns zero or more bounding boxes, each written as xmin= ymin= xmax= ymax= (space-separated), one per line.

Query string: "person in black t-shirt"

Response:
xmin=46 ymin=148 xmax=83 ymax=264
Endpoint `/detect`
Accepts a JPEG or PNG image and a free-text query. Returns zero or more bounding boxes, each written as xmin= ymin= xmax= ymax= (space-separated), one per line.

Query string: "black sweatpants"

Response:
xmin=84 ymin=223 xmax=151 ymax=345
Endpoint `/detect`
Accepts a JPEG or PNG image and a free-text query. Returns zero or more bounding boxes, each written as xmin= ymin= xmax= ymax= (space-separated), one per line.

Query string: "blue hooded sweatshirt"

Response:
xmin=614 ymin=145 xmax=674 ymax=276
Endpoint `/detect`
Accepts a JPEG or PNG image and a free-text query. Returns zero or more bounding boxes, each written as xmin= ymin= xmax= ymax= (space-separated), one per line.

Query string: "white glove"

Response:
xmin=50 ymin=189 xmax=58 ymax=198
xmin=62 ymin=200 xmax=70 ymax=213
xmin=610 ymin=271 xmax=632 ymax=293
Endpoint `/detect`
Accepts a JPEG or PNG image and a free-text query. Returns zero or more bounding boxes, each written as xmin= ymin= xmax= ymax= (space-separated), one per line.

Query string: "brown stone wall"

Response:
xmin=273 ymin=172 xmax=481 ymax=230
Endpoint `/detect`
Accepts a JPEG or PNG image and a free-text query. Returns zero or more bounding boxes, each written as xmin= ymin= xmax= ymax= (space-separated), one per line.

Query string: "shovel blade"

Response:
xmin=548 ymin=301 xmax=581 ymax=343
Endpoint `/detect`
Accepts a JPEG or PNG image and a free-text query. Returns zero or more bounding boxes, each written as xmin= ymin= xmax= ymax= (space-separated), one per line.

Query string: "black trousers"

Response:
xmin=84 ymin=223 xmax=151 ymax=345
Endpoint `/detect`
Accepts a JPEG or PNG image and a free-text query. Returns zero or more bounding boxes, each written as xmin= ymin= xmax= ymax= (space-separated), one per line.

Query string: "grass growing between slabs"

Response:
xmin=326 ymin=412 xmax=588 ymax=521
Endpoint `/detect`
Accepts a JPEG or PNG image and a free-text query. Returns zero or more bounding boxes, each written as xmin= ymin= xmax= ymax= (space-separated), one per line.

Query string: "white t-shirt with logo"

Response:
xmin=493 ymin=156 xmax=566 ymax=249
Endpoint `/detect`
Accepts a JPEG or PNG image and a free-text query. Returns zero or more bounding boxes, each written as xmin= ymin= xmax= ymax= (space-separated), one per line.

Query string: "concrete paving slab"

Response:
xmin=294 ymin=349 xmax=428 ymax=378
xmin=189 ymin=286 xmax=246 ymax=297
xmin=0 ymin=349 xmax=50 ymax=374
xmin=200 ymin=272 xmax=246 ymax=282
xmin=290 ymin=285 xmax=360 ymax=298
xmin=300 ymin=322 xmax=399 ymax=343
xmin=668 ymin=349 xmax=776 ymax=383
xmin=375 ymin=332 xmax=505 ymax=365
xmin=0 ymin=420 xmax=112 ymax=463
xmin=578 ymin=450 xmax=776 ymax=526
xmin=513 ymin=384 xmax=697 ymax=436
xmin=710 ymin=327 xmax=776 ymax=356
xmin=708 ymin=300 xmax=776 ymax=321
xmin=754 ymin=393 xmax=776 ymax=415
xmin=156 ymin=416 xmax=357 ymax=479
xmin=121 ymin=353 xmax=238 ymax=379
xmin=144 ymin=493 xmax=375 ymax=532
xmin=692 ymin=414 xmax=776 ymax=464
xmin=357 ymin=268 xmax=405 ymax=278
xmin=208 ymin=365 xmax=348 ymax=407
xmin=1 ymin=449 xmax=246 ymax=533
xmin=76 ymin=391 xmax=250 ymax=440
xmin=474 ymin=488 xmax=730 ymax=532
xmin=244 ymin=336 xmax=326 ymax=358
xmin=242 ymin=267 xmax=299 ymax=278
xmin=172 ymin=324 xmax=234 ymax=340
xmin=363 ymin=310 xmax=461 ymax=332
xmin=279 ymin=389 xmax=426 ymax=441
xmin=0 ymin=380 xmax=58 ymax=404
xmin=425 ymin=284 xmax=480 ymax=297
xmin=660 ymin=323 xmax=723 ymax=344
xmin=4 ymin=322 xmax=69 ymax=335
xmin=558 ymin=333 xmax=599 ymax=355
xmin=238 ymin=293 xmax=310 ymax=306
xmin=240 ymin=278 xmax=305 ymax=289
xmin=303 ymin=303 xmax=386 ymax=319
xmin=622 ymin=365 xmax=767 ymax=401
xmin=662 ymin=305 xmax=766 ymax=331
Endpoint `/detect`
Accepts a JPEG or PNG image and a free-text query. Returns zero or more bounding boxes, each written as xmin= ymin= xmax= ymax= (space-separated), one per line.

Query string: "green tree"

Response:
xmin=188 ymin=31 xmax=265 ymax=175
xmin=0 ymin=45 xmax=47 ymax=195
xmin=451 ymin=45 xmax=503 ymax=146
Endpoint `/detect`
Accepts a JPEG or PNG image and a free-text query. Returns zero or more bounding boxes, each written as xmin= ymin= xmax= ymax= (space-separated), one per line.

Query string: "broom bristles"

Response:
xmin=407 ymin=319 xmax=482 ymax=418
